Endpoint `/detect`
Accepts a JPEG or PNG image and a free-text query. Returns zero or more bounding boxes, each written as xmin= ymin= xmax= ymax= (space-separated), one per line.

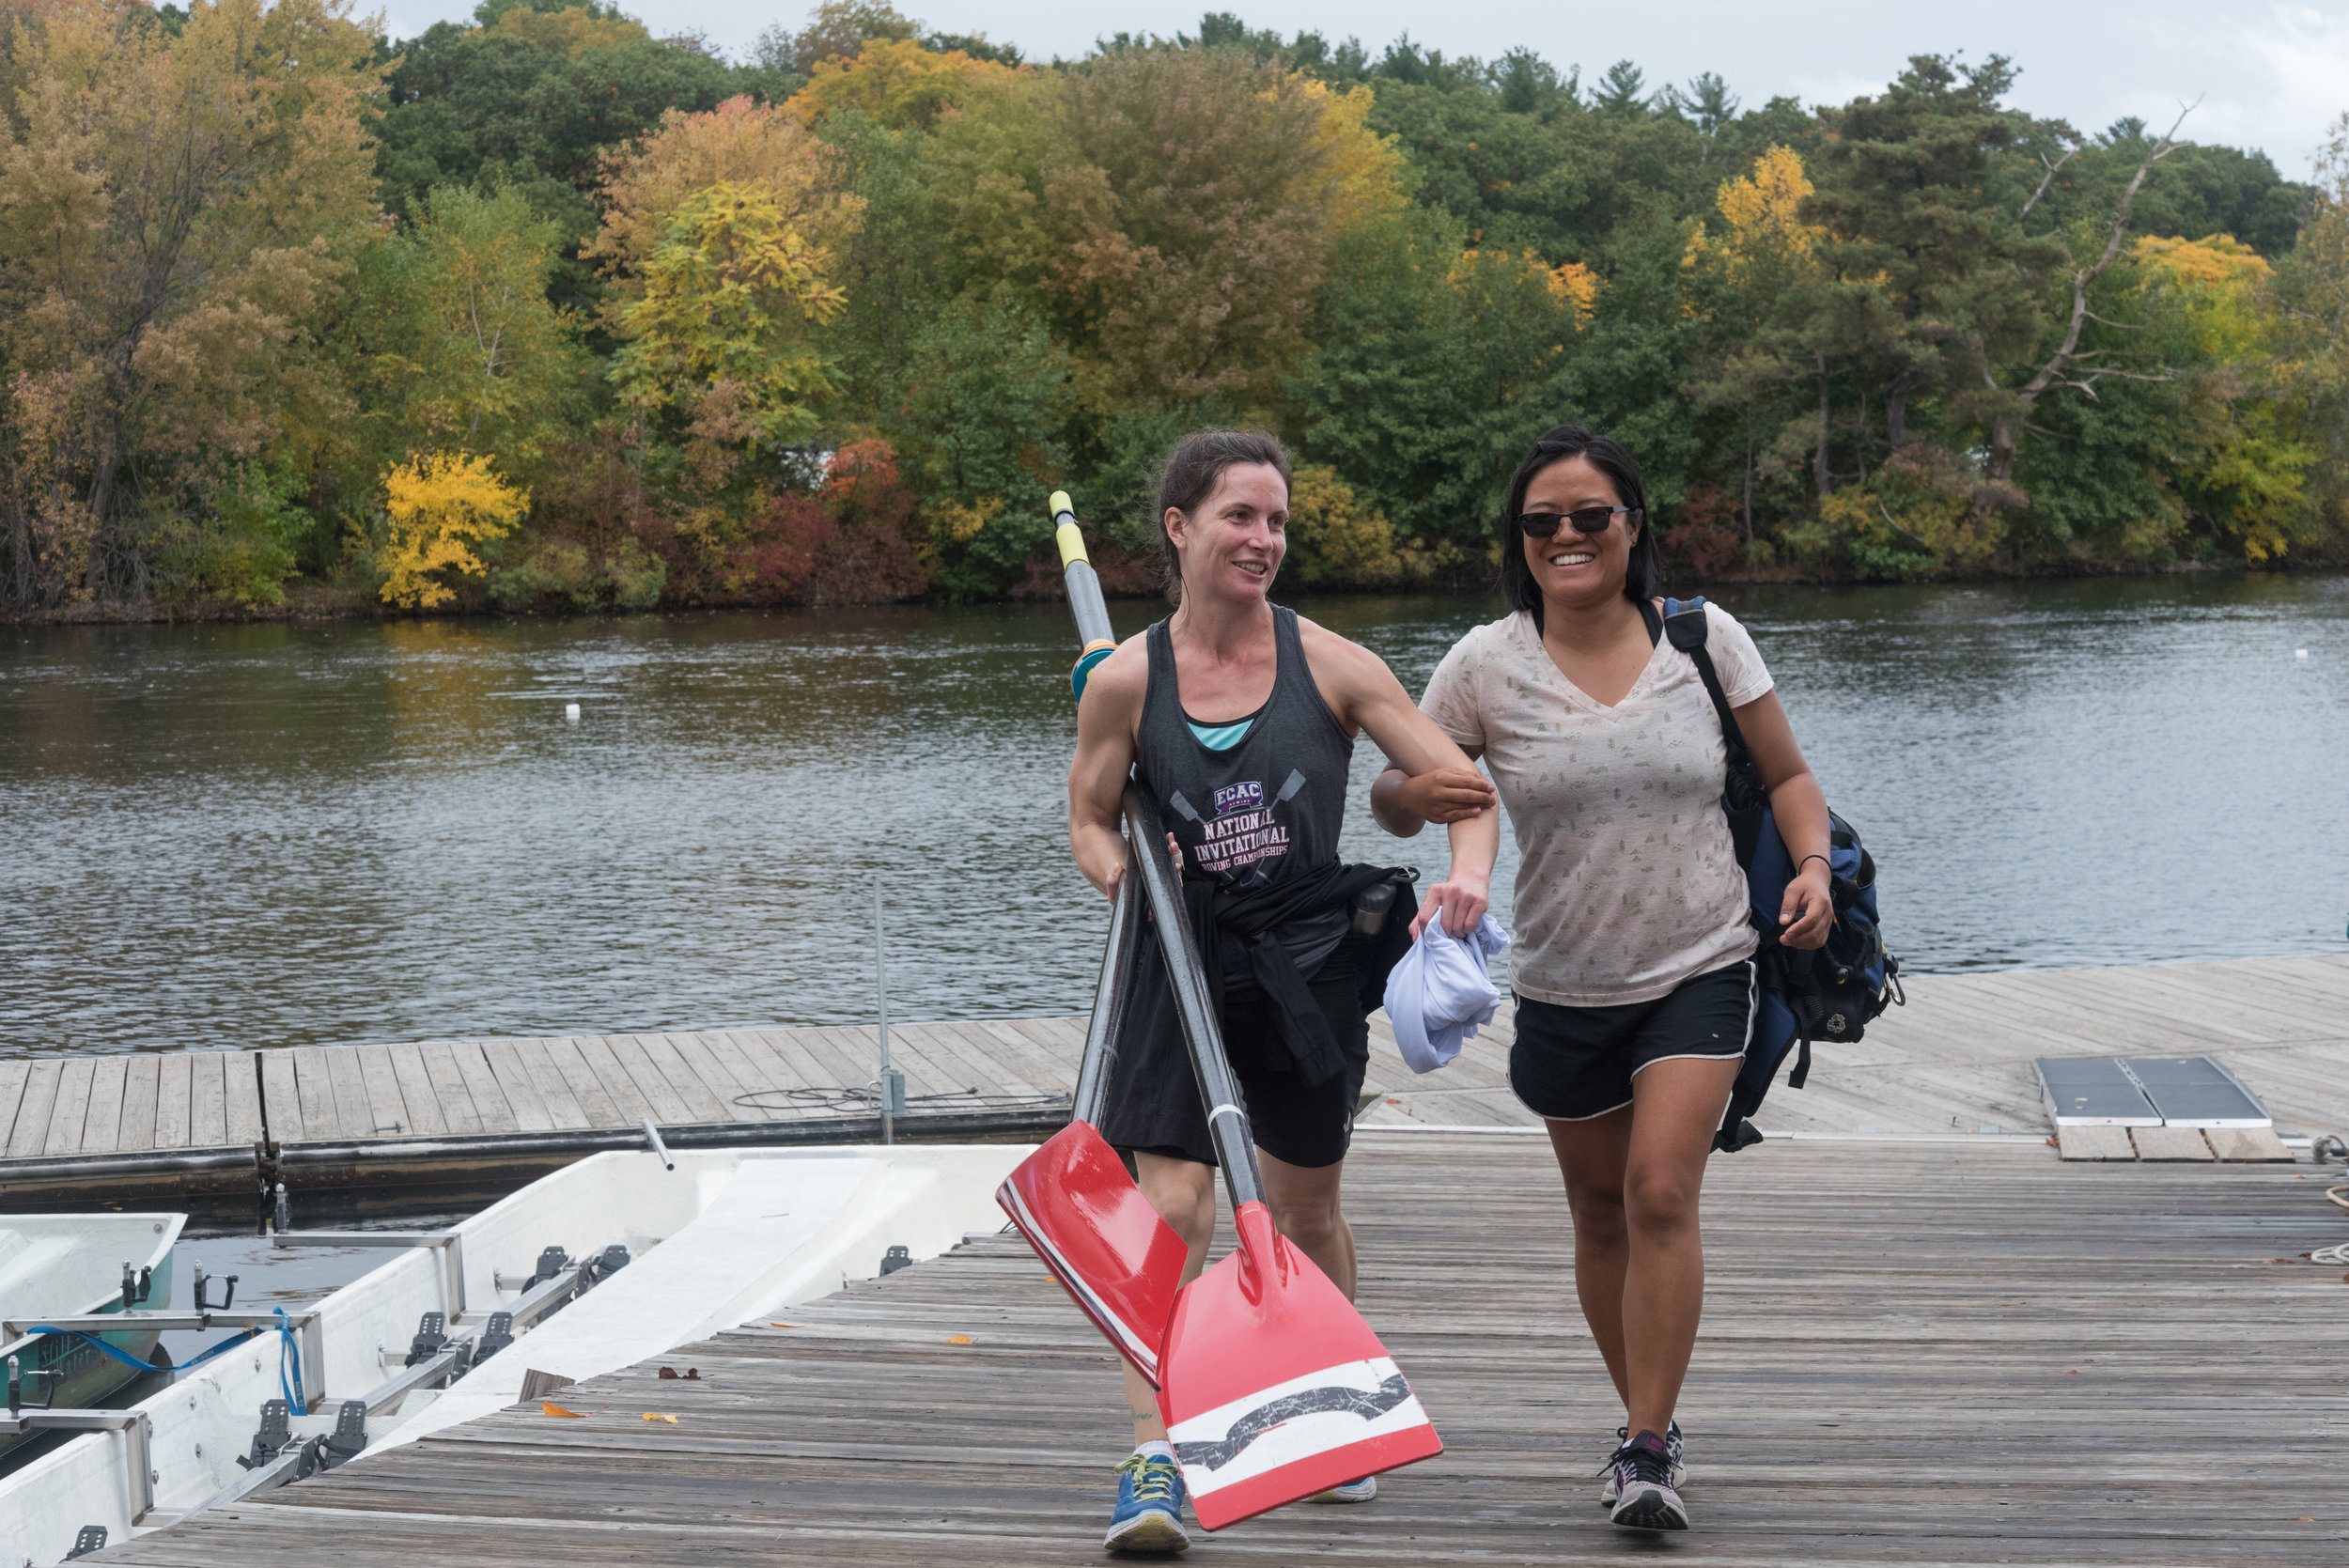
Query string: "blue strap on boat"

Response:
xmin=26 ymin=1325 xmax=261 ymax=1375
xmin=272 ymin=1307 xmax=306 ymax=1412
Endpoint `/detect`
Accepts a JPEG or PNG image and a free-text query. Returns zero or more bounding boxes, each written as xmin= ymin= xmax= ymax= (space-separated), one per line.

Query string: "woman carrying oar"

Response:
xmin=1068 ymin=429 xmax=1498 ymax=1553
xmin=1377 ymin=424 xmax=1834 ymax=1532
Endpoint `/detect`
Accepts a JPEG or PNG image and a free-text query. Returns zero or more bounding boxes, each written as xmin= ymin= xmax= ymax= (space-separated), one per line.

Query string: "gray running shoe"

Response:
xmin=1600 ymin=1419 xmax=1686 ymax=1504
xmin=1601 ymin=1429 xmax=1689 ymax=1530
xmin=1307 ymin=1475 xmax=1377 ymax=1503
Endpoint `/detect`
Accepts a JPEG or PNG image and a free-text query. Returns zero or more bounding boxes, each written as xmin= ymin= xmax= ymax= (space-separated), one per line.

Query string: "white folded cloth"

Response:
xmin=1382 ymin=912 xmax=1510 ymax=1074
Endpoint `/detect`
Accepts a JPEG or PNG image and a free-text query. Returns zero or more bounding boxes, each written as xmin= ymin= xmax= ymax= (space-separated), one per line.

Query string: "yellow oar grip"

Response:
xmin=1055 ymin=520 xmax=1088 ymax=569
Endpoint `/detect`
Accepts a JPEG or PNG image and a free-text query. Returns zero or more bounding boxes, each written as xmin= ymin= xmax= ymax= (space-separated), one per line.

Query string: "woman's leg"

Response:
xmin=1257 ymin=1147 xmax=1356 ymax=1298
xmin=1616 ymin=1055 xmax=1740 ymax=1436
xmin=1544 ymin=1107 xmax=1637 ymax=1409
xmin=1120 ymin=1152 xmax=1218 ymax=1446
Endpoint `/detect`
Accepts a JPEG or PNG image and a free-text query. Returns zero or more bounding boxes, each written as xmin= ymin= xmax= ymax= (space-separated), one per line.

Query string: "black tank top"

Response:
xmin=1135 ymin=606 xmax=1355 ymax=976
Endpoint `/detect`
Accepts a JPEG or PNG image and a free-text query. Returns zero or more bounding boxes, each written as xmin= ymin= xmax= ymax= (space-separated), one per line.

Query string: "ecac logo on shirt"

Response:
xmin=1212 ymin=781 xmax=1263 ymax=817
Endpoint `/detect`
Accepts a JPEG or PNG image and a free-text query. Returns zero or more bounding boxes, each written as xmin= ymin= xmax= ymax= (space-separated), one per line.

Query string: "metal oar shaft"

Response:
xmin=1121 ymin=784 xmax=1266 ymax=1212
xmin=1071 ymin=864 xmax=1142 ymax=1126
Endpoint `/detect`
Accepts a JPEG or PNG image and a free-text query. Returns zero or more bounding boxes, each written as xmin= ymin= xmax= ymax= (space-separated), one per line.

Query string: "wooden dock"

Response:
xmin=88 ymin=1134 xmax=2349 ymax=1565
xmin=4 ymin=953 xmax=2344 ymax=1206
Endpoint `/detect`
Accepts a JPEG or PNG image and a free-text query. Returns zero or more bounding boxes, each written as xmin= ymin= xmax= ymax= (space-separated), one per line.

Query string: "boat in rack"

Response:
xmin=0 ymin=1141 xmax=1029 ymax=1568
xmin=0 ymin=1213 xmax=184 ymax=1453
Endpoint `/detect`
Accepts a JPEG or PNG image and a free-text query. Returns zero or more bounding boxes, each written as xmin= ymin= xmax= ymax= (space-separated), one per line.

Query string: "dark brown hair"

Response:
xmin=1498 ymin=424 xmax=1657 ymax=631
xmin=1151 ymin=428 xmax=1292 ymax=599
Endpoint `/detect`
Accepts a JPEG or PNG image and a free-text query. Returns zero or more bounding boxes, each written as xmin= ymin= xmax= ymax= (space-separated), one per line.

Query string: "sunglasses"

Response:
xmin=1516 ymin=506 xmax=1642 ymax=537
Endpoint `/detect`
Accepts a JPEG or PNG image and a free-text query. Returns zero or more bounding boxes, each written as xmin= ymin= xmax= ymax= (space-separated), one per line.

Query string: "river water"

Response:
xmin=3 ymin=575 xmax=2343 ymax=1057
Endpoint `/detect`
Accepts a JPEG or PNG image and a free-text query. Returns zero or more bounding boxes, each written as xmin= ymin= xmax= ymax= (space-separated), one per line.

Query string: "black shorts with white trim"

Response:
xmin=1508 ymin=960 xmax=1755 ymax=1123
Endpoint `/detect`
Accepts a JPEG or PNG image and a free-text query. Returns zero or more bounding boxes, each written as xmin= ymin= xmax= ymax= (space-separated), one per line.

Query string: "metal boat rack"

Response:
xmin=1 ymin=1222 xmax=630 ymax=1533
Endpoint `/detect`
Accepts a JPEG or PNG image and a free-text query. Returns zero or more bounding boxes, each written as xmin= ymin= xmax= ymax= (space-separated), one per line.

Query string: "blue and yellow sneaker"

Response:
xmin=1105 ymin=1450 xmax=1190 ymax=1555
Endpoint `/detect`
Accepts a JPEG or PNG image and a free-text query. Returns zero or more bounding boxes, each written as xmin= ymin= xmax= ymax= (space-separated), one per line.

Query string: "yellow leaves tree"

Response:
xmin=795 ymin=35 xmax=1021 ymax=130
xmin=1041 ymin=48 xmax=1398 ymax=415
xmin=591 ymin=97 xmax=861 ymax=489
xmin=482 ymin=4 xmax=647 ymax=57
xmin=608 ymin=182 xmax=848 ymax=461
xmin=377 ymin=453 xmax=529 ymax=609
xmin=1283 ymin=464 xmax=1410 ymax=588
xmin=589 ymin=95 xmax=863 ymax=285
xmin=2135 ymin=234 xmax=2311 ymax=562
xmin=1685 ymin=147 xmax=1827 ymax=287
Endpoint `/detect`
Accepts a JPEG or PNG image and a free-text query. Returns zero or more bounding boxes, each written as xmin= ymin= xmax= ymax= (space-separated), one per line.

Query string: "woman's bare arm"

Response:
xmin=1066 ymin=638 xmax=1151 ymax=898
xmin=1301 ymin=625 xmax=1498 ymax=936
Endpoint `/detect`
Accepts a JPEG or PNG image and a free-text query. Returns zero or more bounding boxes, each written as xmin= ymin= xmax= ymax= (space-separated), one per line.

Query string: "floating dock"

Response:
xmin=78 ymin=1133 xmax=2349 ymax=1564
xmin=4 ymin=954 xmax=2342 ymax=1209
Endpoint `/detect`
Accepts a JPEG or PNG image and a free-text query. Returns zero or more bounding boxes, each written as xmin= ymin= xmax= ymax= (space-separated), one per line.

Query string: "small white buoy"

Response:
xmin=564 ymin=702 xmax=582 ymax=722
xmin=2295 ymin=649 xmax=2309 ymax=660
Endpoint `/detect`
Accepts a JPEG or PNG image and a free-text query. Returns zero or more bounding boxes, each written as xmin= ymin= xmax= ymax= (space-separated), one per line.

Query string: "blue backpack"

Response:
xmin=1662 ymin=598 xmax=1904 ymax=1153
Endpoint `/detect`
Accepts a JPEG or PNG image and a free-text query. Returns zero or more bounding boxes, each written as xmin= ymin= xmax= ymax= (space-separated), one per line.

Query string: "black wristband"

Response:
xmin=1797 ymin=853 xmax=1829 ymax=875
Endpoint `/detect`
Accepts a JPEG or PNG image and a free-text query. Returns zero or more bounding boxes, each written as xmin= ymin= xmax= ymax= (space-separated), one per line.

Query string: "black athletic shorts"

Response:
xmin=1508 ymin=959 xmax=1757 ymax=1122
xmin=1113 ymin=932 xmax=1373 ymax=1172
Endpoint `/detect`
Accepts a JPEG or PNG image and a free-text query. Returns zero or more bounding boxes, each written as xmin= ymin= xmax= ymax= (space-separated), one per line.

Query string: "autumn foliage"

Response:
xmin=2 ymin=2 xmax=2343 ymax=619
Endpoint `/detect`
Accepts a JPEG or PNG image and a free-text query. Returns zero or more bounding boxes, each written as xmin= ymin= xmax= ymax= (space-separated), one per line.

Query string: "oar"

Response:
xmin=996 ymin=494 xmax=1189 ymax=1385
xmin=998 ymin=493 xmax=1441 ymax=1529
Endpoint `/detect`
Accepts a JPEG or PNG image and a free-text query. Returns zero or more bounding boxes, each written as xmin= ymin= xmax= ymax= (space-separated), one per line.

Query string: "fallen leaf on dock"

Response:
xmin=769 ymin=1321 xmax=803 ymax=1327
xmin=945 ymin=1334 xmax=974 ymax=1344
xmin=643 ymin=1412 xmax=678 ymax=1423
xmin=657 ymin=1366 xmax=701 ymax=1380
xmin=541 ymin=1403 xmax=589 ymax=1418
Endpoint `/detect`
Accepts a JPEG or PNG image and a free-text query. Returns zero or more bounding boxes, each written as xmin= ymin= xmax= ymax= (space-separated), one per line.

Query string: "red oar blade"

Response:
xmin=1159 ymin=1203 xmax=1440 ymax=1529
xmin=997 ymin=1122 xmax=1188 ymax=1384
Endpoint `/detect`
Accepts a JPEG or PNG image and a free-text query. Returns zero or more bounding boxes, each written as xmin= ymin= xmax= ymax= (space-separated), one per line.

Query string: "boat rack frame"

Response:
xmin=0 ymin=1224 xmax=614 ymax=1535
xmin=174 ymin=1248 xmax=603 ymax=1521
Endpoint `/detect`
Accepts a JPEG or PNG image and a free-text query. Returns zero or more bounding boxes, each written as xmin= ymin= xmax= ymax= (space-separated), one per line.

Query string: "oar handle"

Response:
xmin=1054 ymin=490 xmax=1118 ymax=702
xmin=1122 ymin=784 xmax=1266 ymax=1212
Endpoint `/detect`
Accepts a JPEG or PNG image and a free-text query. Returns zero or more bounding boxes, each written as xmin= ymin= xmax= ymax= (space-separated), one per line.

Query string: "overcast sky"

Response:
xmin=375 ymin=1 xmax=2349 ymax=176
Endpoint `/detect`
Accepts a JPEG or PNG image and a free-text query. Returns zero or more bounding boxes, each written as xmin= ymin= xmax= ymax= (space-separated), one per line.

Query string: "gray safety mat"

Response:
xmin=2036 ymin=1057 xmax=2160 ymax=1126
xmin=2123 ymin=1056 xmax=2271 ymax=1127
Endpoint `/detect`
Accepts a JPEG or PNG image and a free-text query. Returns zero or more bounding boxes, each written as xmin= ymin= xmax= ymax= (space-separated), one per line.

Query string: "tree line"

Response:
xmin=4 ymin=0 xmax=2344 ymax=619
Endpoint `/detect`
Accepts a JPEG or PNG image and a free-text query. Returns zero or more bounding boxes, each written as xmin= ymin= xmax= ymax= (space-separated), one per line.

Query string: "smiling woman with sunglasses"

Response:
xmin=1370 ymin=423 xmax=1834 ymax=1534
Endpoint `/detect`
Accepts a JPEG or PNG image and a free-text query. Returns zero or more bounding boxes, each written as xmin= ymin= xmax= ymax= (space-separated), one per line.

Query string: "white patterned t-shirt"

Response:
xmin=1418 ymin=604 xmax=1773 ymax=1006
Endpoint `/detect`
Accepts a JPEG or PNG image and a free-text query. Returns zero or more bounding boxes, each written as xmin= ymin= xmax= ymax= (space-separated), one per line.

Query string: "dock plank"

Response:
xmin=91 ymin=1141 xmax=2345 ymax=1567
xmin=257 ymin=1051 xmax=301 ymax=1145
xmin=352 ymin=1047 xmax=413 ymax=1140
xmin=41 ymin=1057 xmax=97 ymax=1157
xmin=542 ymin=1039 xmax=623 ymax=1129
xmin=567 ymin=1037 xmax=656 ymax=1126
xmin=384 ymin=1046 xmax=446 ymax=1139
xmin=287 ymin=1048 xmax=339 ymax=1143
xmin=599 ymin=1036 xmax=692 ymax=1125
xmin=447 ymin=1043 xmax=521 ymax=1135
xmin=508 ymin=1040 xmax=588 ymax=1131
xmin=223 ymin=1053 xmax=263 ymax=1145
xmin=323 ymin=1047 xmax=378 ymax=1141
xmin=115 ymin=1054 xmax=161 ymax=1154
xmin=664 ymin=1033 xmax=768 ymax=1123
xmin=153 ymin=1050 xmax=193 ymax=1151
xmin=478 ymin=1041 xmax=552 ymax=1134
xmin=628 ymin=1034 xmax=728 ymax=1124
xmin=77 ymin=1054 xmax=129 ymax=1155
xmin=414 ymin=1042 xmax=484 ymax=1137
xmin=0 ymin=1060 xmax=31 ymax=1157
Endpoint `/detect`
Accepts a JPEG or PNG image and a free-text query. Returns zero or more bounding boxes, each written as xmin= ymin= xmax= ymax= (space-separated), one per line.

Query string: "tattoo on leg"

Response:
xmin=1130 ymin=1405 xmax=1158 ymax=1421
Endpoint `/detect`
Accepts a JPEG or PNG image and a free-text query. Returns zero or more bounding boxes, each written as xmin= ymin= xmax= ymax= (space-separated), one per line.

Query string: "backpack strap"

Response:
xmin=1661 ymin=597 xmax=1753 ymax=765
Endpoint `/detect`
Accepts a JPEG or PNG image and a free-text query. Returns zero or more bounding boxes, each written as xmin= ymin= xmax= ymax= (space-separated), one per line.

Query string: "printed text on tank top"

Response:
xmin=1134 ymin=608 xmax=1354 ymax=974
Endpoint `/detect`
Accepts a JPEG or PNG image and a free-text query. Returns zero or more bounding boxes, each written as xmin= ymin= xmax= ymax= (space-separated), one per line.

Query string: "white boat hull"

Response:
xmin=0 ymin=1142 xmax=1031 ymax=1568
xmin=0 ymin=1214 xmax=185 ymax=1436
